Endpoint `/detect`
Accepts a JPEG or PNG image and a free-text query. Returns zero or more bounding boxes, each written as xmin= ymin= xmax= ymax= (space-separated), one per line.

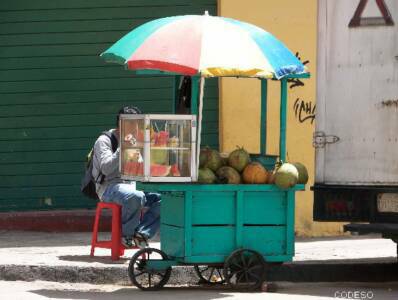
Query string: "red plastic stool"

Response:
xmin=90 ymin=202 xmax=127 ymax=261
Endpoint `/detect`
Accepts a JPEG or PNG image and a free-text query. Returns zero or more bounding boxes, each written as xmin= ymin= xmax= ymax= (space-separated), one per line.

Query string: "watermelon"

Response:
xmin=151 ymin=164 xmax=171 ymax=177
xmin=170 ymin=164 xmax=181 ymax=176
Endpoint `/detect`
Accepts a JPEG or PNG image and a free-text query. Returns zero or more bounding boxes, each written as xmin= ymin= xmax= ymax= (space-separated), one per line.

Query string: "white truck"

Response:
xmin=313 ymin=0 xmax=398 ymax=254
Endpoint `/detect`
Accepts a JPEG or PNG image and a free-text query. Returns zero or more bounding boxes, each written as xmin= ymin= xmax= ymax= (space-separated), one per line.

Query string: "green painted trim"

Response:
xmin=171 ymin=254 xmax=293 ymax=264
xmin=173 ymin=75 xmax=181 ymax=114
xmin=260 ymin=79 xmax=268 ymax=155
xmin=138 ymin=183 xmax=305 ymax=192
xmin=184 ymin=191 xmax=193 ymax=257
xmin=283 ymin=73 xmax=311 ymax=79
xmin=279 ymin=79 xmax=288 ymax=162
xmin=146 ymin=260 xmax=176 ymax=270
xmin=235 ymin=191 xmax=243 ymax=248
xmin=286 ymin=191 xmax=295 ymax=255
xmin=190 ymin=76 xmax=200 ymax=115
xmin=131 ymin=69 xmax=190 ymax=76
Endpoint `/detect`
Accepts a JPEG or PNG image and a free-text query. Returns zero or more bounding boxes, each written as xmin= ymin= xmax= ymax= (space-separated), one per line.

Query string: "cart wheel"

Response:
xmin=128 ymin=248 xmax=171 ymax=291
xmin=223 ymin=249 xmax=266 ymax=291
xmin=194 ymin=265 xmax=225 ymax=284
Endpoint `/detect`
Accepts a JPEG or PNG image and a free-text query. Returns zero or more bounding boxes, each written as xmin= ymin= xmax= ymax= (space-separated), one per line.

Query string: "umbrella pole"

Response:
xmin=196 ymin=77 xmax=205 ymax=180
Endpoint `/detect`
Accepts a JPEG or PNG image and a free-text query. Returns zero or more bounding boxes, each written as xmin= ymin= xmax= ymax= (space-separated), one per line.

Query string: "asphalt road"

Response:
xmin=1 ymin=280 xmax=397 ymax=300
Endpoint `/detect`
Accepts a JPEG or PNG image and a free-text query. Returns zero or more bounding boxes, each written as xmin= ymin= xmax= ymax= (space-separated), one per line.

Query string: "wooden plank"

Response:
xmin=0 ymin=19 xmax=150 ymax=35
xmin=160 ymin=192 xmax=185 ymax=227
xmin=0 ymin=126 xmax=111 ymax=141
xmin=0 ymin=6 xmax=215 ymax=23
xmin=0 ymin=87 xmax=175 ymax=105
xmin=235 ymin=191 xmax=243 ymax=248
xmin=0 ymin=161 xmax=84 ymax=175
xmin=286 ymin=191 xmax=295 ymax=255
xmin=0 ymin=173 xmax=83 ymax=188
xmin=242 ymin=226 xmax=286 ymax=256
xmin=139 ymin=183 xmax=306 ymax=192
xmin=191 ymin=226 xmax=235 ymax=256
xmin=0 ymin=149 xmax=86 ymax=164
xmin=191 ymin=191 xmax=235 ymax=225
xmin=243 ymin=192 xmax=287 ymax=225
xmin=160 ymin=224 xmax=185 ymax=258
xmin=0 ymin=100 xmax=172 ymax=117
xmin=184 ymin=191 xmax=193 ymax=257
xmin=0 ymin=138 xmax=94 ymax=153
xmin=0 ymin=185 xmax=81 ymax=200
xmin=0 ymin=0 xmax=216 ymax=10
xmin=201 ymin=133 xmax=219 ymax=148
xmin=0 ymin=56 xmax=105 ymax=70
xmin=0 ymin=43 xmax=108 ymax=58
xmin=201 ymin=121 xmax=218 ymax=134
xmin=0 ymin=66 xmax=133 ymax=82
xmin=201 ymin=111 xmax=218 ymax=123
xmin=182 ymin=254 xmax=292 ymax=264
xmin=0 ymin=31 xmax=129 ymax=47
xmin=0 ymin=77 xmax=173 ymax=93
xmin=0 ymin=114 xmax=121 ymax=129
xmin=0 ymin=196 xmax=95 ymax=212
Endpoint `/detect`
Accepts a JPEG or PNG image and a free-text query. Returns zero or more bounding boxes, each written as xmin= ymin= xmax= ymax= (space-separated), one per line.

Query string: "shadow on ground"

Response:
xmin=58 ymin=255 xmax=129 ymax=265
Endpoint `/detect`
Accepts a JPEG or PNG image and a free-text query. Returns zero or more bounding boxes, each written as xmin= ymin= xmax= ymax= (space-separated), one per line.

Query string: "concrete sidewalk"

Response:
xmin=0 ymin=231 xmax=397 ymax=285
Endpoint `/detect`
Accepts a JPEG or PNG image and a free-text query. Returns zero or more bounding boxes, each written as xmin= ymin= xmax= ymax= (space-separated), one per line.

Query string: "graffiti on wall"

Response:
xmin=288 ymin=52 xmax=309 ymax=89
xmin=289 ymin=52 xmax=316 ymax=124
xmin=293 ymin=98 xmax=316 ymax=124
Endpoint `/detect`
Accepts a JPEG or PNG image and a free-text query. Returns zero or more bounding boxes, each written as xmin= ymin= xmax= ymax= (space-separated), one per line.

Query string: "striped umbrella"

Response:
xmin=101 ymin=13 xmax=306 ymax=79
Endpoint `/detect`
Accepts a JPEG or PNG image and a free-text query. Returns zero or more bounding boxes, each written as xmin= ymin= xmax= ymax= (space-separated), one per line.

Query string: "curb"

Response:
xmin=0 ymin=210 xmax=107 ymax=232
xmin=2 ymin=262 xmax=398 ymax=285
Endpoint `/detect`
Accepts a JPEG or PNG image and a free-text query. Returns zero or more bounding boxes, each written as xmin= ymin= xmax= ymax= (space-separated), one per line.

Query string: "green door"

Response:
xmin=0 ymin=0 xmax=218 ymax=211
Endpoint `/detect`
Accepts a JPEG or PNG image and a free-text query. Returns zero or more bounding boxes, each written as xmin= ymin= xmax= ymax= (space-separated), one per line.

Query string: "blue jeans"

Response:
xmin=101 ymin=183 xmax=160 ymax=239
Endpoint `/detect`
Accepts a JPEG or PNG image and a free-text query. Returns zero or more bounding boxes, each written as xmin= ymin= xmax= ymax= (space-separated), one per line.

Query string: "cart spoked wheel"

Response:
xmin=128 ymin=248 xmax=171 ymax=291
xmin=194 ymin=265 xmax=225 ymax=284
xmin=223 ymin=249 xmax=266 ymax=291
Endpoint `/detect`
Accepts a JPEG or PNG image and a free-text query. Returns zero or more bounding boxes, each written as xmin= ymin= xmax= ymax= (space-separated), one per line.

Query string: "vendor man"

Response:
xmin=92 ymin=106 xmax=160 ymax=248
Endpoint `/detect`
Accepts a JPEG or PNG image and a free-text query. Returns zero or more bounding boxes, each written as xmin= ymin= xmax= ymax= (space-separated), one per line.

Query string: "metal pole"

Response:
xmin=260 ymin=79 xmax=268 ymax=156
xmin=191 ymin=76 xmax=199 ymax=115
xmin=172 ymin=75 xmax=181 ymax=114
xmin=280 ymin=79 xmax=288 ymax=162
xmin=195 ymin=77 xmax=205 ymax=181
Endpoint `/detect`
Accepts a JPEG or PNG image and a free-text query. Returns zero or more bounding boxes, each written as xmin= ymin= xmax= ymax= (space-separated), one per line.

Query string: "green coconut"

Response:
xmin=220 ymin=152 xmax=229 ymax=166
xmin=228 ymin=146 xmax=251 ymax=172
xmin=216 ymin=166 xmax=241 ymax=184
xmin=293 ymin=162 xmax=309 ymax=184
xmin=200 ymin=148 xmax=223 ymax=172
xmin=199 ymin=147 xmax=210 ymax=168
xmin=198 ymin=168 xmax=217 ymax=184
xmin=275 ymin=163 xmax=299 ymax=189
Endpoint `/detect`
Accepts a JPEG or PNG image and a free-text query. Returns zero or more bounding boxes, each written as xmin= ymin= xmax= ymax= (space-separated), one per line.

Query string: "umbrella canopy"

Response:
xmin=101 ymin=13 xmax=306 ymax=79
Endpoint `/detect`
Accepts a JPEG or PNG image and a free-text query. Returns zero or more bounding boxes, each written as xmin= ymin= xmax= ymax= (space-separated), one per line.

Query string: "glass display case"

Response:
xmin=119 ymin=114 xmax=197 ymax=182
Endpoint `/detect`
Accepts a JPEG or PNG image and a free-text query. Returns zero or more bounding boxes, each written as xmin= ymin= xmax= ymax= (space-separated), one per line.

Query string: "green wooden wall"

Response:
xmin=0 ymin=0 xmax=218 ymax=211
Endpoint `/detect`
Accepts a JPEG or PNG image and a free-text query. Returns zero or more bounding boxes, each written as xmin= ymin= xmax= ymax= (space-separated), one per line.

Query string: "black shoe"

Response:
xmin=133 ymin=232 xmax=149 ymax=248
xmin=122 ymin=236 xmax=134 ymax=248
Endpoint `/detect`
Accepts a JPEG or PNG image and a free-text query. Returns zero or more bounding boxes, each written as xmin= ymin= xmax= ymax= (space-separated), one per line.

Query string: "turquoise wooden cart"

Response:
xmin=100 ymin=13 xmax=310 ymax=291
xmin=128 ymin=73 xmax=309 ymax=291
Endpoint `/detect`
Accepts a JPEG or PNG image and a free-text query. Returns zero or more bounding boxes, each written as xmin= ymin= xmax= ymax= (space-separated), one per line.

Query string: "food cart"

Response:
xmin=101 ymin=13 xmax=309 ymax=290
